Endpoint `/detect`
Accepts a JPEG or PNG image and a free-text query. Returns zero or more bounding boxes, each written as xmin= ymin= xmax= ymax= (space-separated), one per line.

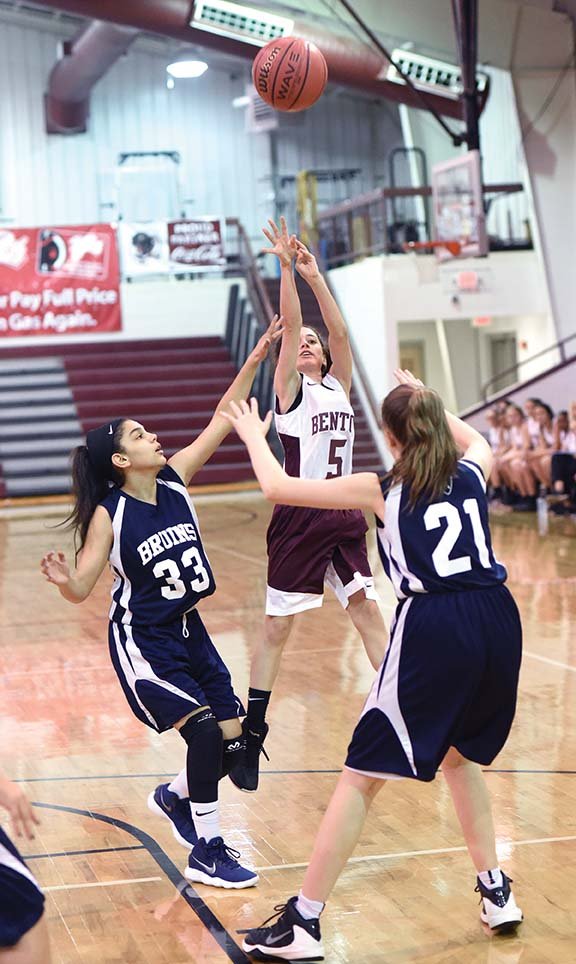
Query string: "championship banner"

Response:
xmin=168 ymin=218 xmax=226 ymax=271
xmin=118 ymin=221 xmax=170 ymax=277
xmin=0 ymin=223 xmax=121 ymax=338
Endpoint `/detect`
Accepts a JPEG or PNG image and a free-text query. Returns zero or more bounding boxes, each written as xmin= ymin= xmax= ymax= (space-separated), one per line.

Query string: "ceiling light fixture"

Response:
xmin=166 ymin=59 xmax=209 ymax=79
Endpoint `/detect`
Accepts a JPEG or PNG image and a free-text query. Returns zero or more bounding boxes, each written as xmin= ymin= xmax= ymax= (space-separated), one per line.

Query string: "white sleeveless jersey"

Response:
xmin=274 ymin=373 xmax=355 ymax=479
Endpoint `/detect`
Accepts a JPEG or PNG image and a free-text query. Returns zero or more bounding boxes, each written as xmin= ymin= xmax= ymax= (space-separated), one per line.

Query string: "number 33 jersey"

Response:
xmin=275 ymin=373 xmax=355 ymax=479
xmin=100 ymin=465 xmax=216 ymax=626
xmin=377 ymin=458 xmax=507 ymax=599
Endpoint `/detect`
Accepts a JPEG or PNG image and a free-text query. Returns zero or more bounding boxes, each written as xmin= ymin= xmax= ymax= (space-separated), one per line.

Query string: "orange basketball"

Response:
xmin=252 ymin=36 xmax=328 ymax=112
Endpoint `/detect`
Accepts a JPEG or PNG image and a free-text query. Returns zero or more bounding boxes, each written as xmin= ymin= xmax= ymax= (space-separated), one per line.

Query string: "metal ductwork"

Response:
xmin=45 ymin=20 xmax=139 ymax=133
xmin=37 ymin=0 xmax=481 ymax=125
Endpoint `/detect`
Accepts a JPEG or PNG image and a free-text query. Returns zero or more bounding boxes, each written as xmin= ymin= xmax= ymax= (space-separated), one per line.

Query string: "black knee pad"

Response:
xmin=180 ymin=710 xmax=222 ymax=800
xmin=221 ymin=731 xmax=245 ymax=777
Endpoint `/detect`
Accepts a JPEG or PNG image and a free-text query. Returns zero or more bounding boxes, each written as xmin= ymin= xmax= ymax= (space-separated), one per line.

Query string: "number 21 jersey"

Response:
xmin=377 ymin=458 xmax=506 ymax=599
xmin=275 ymin=373 xmax=355 ymax=479
xmin=100 ymin=465 xmax=216 ymax=626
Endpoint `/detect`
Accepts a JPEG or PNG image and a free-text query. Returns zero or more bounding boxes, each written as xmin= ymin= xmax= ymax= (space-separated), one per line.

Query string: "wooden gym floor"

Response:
xmin=0 ymin=495 xmax=575 ymax=963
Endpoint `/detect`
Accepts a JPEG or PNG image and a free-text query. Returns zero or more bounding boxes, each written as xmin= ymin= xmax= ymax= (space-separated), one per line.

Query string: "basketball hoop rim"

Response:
xmin=402 ymin=240 xmax=462 ymax=256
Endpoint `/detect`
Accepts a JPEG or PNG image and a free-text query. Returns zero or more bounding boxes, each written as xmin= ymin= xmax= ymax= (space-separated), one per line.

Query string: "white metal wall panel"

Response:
xmin=0 ymin=17 xmax=401 ymax=242
xmin=480 ymin=67 xmax=530 ymax=243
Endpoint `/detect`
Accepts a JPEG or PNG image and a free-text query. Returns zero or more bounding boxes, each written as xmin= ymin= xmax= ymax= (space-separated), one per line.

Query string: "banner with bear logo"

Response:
xmin=0 ymin=223 xmax=121 ymax=338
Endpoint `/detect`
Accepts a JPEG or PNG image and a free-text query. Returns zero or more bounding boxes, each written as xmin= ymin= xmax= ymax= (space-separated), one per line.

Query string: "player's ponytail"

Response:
xmin=61 ymin=420 xmax=126 ymax=552
xmin=382 ymin=384 xmax=458 ymax=507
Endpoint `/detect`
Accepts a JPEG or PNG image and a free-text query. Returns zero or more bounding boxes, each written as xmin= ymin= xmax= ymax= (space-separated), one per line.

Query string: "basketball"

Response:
xmin=252 ymin=36 xmax=328 ymax=112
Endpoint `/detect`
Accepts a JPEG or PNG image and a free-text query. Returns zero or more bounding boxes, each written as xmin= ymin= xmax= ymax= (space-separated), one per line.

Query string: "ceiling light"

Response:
xmin=166 ymin=60 xmax=208 ymax=79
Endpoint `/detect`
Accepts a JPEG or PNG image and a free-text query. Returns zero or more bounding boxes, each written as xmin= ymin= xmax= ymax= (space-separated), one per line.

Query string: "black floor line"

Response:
xmin=15 ymin=767 xmax=576 ymax=785
xmin=24 ymin=844 xmax=145 ymax=861
xmin=33 ymin=801 xmax=252 ymax=964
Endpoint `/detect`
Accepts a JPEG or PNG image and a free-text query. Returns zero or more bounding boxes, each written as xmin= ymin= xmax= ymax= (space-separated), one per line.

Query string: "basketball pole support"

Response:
xmin=451 ymin=0 xmax=481 ymax=153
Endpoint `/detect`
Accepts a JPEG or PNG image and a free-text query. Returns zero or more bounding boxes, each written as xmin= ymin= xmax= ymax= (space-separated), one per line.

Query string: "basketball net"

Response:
xmin=402 ymin=239 xmax=463 ymax=284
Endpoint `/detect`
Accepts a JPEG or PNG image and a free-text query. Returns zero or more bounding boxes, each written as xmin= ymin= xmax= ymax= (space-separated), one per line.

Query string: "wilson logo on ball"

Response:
xmin=252 ymin=36 xmax=328 ymax=112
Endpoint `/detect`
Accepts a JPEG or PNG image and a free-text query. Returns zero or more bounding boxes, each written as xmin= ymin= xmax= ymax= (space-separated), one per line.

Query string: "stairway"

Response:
xmin=0 ymin=337 xmax=254 ymax=497
xmin=264 ymin=275 xmax=385 ymax=473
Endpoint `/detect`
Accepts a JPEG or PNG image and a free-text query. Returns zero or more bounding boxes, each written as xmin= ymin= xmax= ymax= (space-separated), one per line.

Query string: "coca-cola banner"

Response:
xmin=168 ymin=218 xmax=226 ymax=270
xmin=0 ymin=223 xmax=121 ymax=338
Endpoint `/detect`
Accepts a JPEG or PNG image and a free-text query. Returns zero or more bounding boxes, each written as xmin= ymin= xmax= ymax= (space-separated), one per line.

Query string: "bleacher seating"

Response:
xmin=0 ymin=336 xmax=254 ymax=497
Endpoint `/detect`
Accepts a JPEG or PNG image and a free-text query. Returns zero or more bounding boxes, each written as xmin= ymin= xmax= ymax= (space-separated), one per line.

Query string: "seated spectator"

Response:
xmin=523 ymin=397 xmax=543 ymax=449
xmin=527 ymin=402 xmax=554 ymax=490
xmin=550 ymin=404 xmax=576 ymax=515
xmin=484 ymin=406 xmax=506 ymax=500
xmin=499 ymin=404 xmax=537 ymax=511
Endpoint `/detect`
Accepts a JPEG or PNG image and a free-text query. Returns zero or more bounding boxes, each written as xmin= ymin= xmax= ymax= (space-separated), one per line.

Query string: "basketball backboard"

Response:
xmin=431 ymin=149 xmax=488 ymax=260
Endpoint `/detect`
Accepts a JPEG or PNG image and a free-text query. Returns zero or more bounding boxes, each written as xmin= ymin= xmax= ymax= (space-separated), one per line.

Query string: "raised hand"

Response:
xmin=0 ymin=773 xmax=40 ymax=840
xmin=294 ymin=239 xmax=320 ymax=282
xmin=220 ymin=398 xmax=273 ymax=442
xmin=249 ymin=314 xmax=284 ymax=365
xmin=393 ymin=368 xmax=425 ymax=390
xmin=262 ymin=216 xmax=297 ymax=267
xmin=40 ymin=550 xmax=71 ymax=586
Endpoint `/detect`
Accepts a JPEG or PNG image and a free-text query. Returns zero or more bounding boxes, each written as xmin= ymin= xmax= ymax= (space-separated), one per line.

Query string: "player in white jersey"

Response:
xmin=229 ymin=218 xmax=387 ymax=793
xmin=223 ymin=369 xmax=523 ymax=960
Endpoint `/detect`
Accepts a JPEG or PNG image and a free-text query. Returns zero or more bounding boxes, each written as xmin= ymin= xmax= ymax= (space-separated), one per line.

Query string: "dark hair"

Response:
xmin=272 ymin=325 xmax=332 ymax=377
xmin=535 ymin=401 xmax=553 ymax=421
xmin=62 ymin=420 xmax=127 ymax=554
xmin=506 ymin=403 xmax=524 ymax=419
xmin=382 ymin=384 xmax=458 ymax=507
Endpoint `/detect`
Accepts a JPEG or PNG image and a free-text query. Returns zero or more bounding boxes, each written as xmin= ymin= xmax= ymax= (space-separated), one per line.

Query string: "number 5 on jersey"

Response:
xmin=326 ymin=439 xmax=347 ymax=479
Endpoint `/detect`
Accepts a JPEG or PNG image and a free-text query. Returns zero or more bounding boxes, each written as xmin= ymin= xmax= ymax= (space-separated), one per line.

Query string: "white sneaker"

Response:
xmin=476 ymin=873 xmax=523 ymax=933
xmin=241 ymin=896 xmax=324 ymax=960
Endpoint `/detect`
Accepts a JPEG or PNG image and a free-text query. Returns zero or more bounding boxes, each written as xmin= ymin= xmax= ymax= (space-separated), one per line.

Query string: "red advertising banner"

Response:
xmin=168 ymin=218 xmax=226 ymax=270
xmin=0 ymin=223 xmax=121 ymax=338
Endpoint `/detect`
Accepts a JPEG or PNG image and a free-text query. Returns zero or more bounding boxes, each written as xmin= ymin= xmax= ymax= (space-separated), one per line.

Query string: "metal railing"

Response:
xmin=481 ymin=331 xmax=576 ymax=401
xmin=223 ymin=219 xmax=277 ymax=444
xmin=316 ymin=182 xmax=527 ymax=269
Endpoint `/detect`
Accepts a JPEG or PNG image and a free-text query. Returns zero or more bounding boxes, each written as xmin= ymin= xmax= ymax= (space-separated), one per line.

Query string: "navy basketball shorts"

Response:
xmin=108 ymin=609 xmax=244 ymax=733
xmin=0 ymin=825 xmax=45 ymax=948
xmin=265 ymin=504 xmax=379 ymax=616
xmin=346 ymin=585 xmax=522 ymax=781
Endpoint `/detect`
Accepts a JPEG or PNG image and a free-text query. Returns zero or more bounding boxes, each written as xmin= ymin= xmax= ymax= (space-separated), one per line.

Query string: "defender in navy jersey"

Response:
xmin=40 ymin=317 xmax=281 ymax=890
xmin=224 ymin=368 xmax=523 ymax=960
xmin=0 ymin=769 xmax=50 ymax=961
xmin=230 ymin=219 xmax=387 ymax=794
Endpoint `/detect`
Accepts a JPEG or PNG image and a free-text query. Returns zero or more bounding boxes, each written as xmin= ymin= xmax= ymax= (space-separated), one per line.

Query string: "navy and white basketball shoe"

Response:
xmin=185 ymin=837 xmax=258 ymax=889
xmin=241 ymin=897 xmax=324 ymax=961
xmin=476 ymin=874 xmax=523 ymax=932
xmin=147 ymin=784 xmax=197 ymax=849
xmin=229 ymin=720 xmax=269 ymax=792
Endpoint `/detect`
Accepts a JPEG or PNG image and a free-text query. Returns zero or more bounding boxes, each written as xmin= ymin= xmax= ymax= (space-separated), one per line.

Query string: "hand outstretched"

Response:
xmin=220 ymin=398 xmax=273 ymax=443
xmin=393 ymin=368 xmax=425 ymax=390
xmin=40 ymin=550 xmax=71 ymax=586
xmin=0 ymin=773 xmax=40 ymax=840
xmin=249 ymin=314 xmax=284 ymax=365
xmin=262 ymin=216 xmax=297 ymax=267
xmin=294 ymin=239 xmax=320 ymax=282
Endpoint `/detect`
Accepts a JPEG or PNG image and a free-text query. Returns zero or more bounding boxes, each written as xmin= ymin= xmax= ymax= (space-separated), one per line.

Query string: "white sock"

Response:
xmin=479 ymin=868 xmax=504 ymax=889
xmin=296 ymin=890 xmax=324 ymax=920
xmin=190 ymin=800 xmax=220 ymax=842
xmin=167 ymin=768 xmax=188 ymax=799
